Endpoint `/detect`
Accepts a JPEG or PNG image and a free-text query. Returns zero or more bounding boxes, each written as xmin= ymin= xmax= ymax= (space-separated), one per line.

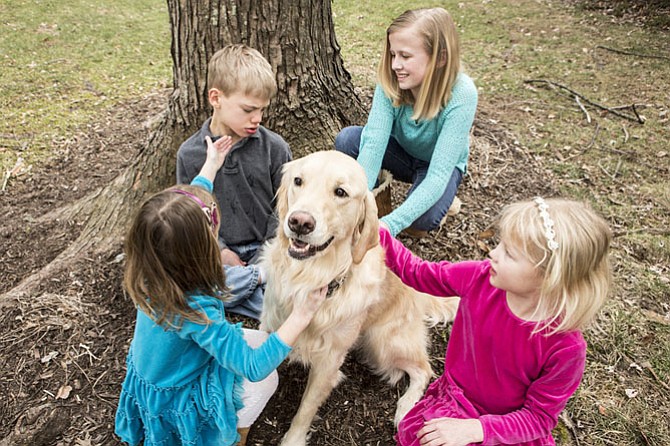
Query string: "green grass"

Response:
xmin=0 ymin=0 xmax=171 ymax=173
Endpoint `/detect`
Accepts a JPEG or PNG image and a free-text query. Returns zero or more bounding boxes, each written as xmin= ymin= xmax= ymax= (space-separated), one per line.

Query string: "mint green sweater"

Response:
xmin=357 ymin=73 xmax=478 ymax=236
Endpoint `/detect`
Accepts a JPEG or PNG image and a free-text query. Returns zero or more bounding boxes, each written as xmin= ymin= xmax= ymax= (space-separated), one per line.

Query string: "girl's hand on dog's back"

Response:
xmin=302 ymin=286 xmax=328 ymax=316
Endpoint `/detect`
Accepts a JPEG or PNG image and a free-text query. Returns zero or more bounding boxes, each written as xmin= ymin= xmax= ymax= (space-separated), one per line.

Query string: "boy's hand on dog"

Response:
xmin=220 ymin=248 xmax=246 ymax=267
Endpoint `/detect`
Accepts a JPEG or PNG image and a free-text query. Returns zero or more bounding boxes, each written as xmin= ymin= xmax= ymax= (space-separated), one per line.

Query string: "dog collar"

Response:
xmin=326 ymin=273 xmax=348 ymax=298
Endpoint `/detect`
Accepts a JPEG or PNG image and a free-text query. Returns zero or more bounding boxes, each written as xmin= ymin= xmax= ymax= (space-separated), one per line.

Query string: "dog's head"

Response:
xmin=276 ymin=151 xmax=379 ymax=264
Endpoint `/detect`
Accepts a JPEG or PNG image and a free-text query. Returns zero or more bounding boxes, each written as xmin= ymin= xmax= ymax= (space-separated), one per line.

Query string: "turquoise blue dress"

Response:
xmin=115 ymin=294 xmax=291 ymax=445
xmin=115 ymin=176 xmax=290 ymax=445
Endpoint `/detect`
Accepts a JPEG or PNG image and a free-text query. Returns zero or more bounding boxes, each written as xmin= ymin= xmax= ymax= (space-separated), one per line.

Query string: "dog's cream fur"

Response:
xmin=260 ymin=151 xmax=459 ymax=446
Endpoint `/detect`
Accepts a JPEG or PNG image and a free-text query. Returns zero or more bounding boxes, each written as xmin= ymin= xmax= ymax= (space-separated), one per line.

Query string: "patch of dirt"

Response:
xmin=0 ymin=84 xmax=559 ymax=445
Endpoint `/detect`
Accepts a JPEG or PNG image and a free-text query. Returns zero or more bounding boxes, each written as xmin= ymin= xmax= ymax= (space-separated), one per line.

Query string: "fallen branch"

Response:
xmin=575 ymin=95 xmax=591 ymax=123
xmin=622 ymin=124 xmax=629 ymax=144
xmin=595 ymin=45 xmax=670 ymax=61
xmin=641 ymin=361 xmax=670 ymax=391
xmin=524 ymin=79 xmax=646 ymax=124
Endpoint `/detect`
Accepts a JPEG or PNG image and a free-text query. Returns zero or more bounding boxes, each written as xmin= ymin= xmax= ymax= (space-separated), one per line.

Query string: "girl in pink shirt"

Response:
xmin=380 ymin=198 xmax=612 ymax=446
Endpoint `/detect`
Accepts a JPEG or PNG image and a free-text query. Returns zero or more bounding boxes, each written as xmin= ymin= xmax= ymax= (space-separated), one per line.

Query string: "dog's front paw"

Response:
xmin=394 ymin=392 xmax=420 ymax=426
xmin=280 ymin=429 xmax=308 ymax=446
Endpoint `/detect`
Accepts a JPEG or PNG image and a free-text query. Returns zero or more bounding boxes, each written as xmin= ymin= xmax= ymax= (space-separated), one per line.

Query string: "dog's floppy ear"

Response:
xmin=275 ymin=162 xmax=293 ymax=222
xmin=352 ymin=190 xmax=380 ymax=264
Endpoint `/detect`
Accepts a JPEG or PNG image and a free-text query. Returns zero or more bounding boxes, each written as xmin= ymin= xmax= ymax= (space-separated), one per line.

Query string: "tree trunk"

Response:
xmin=169 ymin=0 xmax=366 ymax=155
xmin=1 ymin=0 xmax=366 ymax=305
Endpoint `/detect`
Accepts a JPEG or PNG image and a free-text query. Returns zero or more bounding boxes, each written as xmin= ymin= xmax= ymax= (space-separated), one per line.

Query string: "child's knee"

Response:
xmin=334 ymin=126 xmax=362 ymax=156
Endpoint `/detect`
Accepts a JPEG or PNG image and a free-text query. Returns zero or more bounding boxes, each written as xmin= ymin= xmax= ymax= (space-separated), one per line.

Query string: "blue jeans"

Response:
xmin=334 ymin=126 xmax=463 ymax=231
xmin=222 ymin=241 xmax=264 ymax=320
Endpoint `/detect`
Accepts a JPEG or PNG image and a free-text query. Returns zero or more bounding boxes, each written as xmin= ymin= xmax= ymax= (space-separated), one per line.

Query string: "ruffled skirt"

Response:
xmin=115 ymin=354 xmax=243 ymax=446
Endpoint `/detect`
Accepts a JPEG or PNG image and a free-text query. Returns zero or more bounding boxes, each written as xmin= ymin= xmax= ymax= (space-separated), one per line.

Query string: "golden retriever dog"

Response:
xmin=260 ymin=151 xmax=459 ymax=446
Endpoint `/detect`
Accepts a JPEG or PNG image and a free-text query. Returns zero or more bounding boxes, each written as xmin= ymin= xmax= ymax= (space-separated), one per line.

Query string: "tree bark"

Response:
xmin=169 ymin=0 xmax=366 ymax=155
xmin=1 ymin=0 xmax=366 ymax=305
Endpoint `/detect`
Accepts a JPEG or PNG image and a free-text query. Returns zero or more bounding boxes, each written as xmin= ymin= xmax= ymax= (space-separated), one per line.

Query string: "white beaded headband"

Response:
xmin=534 ymin=197 xmax=559 ymax=251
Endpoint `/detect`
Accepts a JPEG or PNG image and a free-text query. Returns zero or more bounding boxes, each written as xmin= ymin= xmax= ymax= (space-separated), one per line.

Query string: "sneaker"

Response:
xmin=401 ymin=227 xmax=429 ymax=238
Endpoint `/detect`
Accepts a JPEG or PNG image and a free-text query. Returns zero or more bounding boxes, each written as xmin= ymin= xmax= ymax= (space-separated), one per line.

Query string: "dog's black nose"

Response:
xmin=288 ymin=211 xmax=315 ymax=235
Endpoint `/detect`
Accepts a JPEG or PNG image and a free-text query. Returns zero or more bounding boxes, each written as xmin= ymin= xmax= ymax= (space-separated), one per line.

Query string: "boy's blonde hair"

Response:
xmin=124 ymin=185 xmax=228 ymax=328
xmin=498 ymin=198 xmax=612 ymax=334
xmin=378 ymin=8 xmax=461 ymax=121
xmin=208 ymin=44 xmax=277 ymax=99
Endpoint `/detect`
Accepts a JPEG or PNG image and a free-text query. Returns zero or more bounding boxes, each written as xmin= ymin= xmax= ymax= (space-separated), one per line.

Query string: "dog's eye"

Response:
xmin=334 ymin=187 xmax=348 ymax=198
xmin=293 ymin=177 xmax=303 ymax=186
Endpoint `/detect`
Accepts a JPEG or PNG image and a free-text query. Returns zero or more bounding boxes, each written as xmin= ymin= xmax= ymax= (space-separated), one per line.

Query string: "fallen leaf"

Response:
xmin=56 ymin=385 xmax=72 ymax=399
xmin=41 ymin=351 xmax=59 ymax=363
xmin=478 ymin=228 xmax=495 ymax=239
xmin=624 ymin=388 xmax=638 ymax=398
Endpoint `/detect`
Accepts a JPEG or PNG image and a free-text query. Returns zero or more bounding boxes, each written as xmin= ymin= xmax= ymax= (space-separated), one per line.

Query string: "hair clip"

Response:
xmin=172 ymin=189 xmax=219 ymax=234
xmin=534 ymin=197 xmax=559 ymax=251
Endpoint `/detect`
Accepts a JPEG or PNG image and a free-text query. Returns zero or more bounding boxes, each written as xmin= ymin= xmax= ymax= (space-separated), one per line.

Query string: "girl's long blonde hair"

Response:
xmin=123 ymin=185 xmax=228 ymax=328
xmin=498 ymin=198 xmax=612 ymax=334
xmin=378 ymin=7 xmax=461 ymax=121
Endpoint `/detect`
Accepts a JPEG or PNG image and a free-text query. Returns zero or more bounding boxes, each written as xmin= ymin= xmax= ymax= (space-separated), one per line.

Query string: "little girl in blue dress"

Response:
xmin=115 ymin=135 xmax=326 ymax=445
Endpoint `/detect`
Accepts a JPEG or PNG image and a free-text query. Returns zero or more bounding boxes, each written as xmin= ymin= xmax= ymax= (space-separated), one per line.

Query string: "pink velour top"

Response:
xmin=380 ymin=228 xmax=586 ymax=446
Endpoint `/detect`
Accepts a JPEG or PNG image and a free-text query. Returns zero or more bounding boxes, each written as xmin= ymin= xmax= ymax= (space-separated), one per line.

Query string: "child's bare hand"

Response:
xmin=304 ymin=286 xmax=328 ymax=314
xmin=417 ymin=417 xmax=483 ymax=446
xmin=220 ymin=248 xmax=245 ymax=267
xmin=198 ymin=135 xmax=233 ymax=182
xmin=205 ymin=135 xmax=233 ymax=170
xmin=276 ymin=286 xmax=327 ymax=346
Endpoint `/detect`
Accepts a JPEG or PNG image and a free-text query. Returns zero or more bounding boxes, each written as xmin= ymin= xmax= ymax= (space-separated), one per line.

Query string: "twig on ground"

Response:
xmin=1 ymin=157 xmax=26 ymax=192
xmin=595 ymin=45 xmax=670 ymax=61
xmin=613 ymin=159 xmax=623 ymax=178
xmin=524 ymin=79 xmax=646 ymax=123
xmin=92 ymin=369 xmax=108 ymax=393
xmin=622 ymin=124 xmax=629 ymax=144
xmin=597 ymin=160 xmax=619 ymax=180
xmin=641 ymin=361 xmax=670 ymax=391
xmin=638 ymin=429 xmax=653 ymax=446
xmin=69 ymin=358 xmax=93 ymax=385
xmin=564 ymin=123 xmax=600 ymax=161
xmin=575 ymin=95 xmax=591 ymax=123
xmin=559 ymin=412 xmax=581 ymax=446
xmin=613 ymin=227 xmax=670 ymax=237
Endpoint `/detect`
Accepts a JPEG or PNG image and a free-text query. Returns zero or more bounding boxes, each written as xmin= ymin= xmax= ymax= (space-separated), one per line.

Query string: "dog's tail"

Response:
xmin=417 ymin=293 xmax=460 ymax=327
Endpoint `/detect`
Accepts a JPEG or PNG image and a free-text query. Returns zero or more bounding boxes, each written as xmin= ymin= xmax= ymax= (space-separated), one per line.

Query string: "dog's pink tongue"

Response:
xmin=294 ymin=240 xmax=308 ymax=248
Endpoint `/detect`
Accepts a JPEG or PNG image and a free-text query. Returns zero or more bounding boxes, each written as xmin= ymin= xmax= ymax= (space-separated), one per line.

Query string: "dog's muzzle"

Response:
xmin=288 ymin=236 xmax=334 ymax=260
